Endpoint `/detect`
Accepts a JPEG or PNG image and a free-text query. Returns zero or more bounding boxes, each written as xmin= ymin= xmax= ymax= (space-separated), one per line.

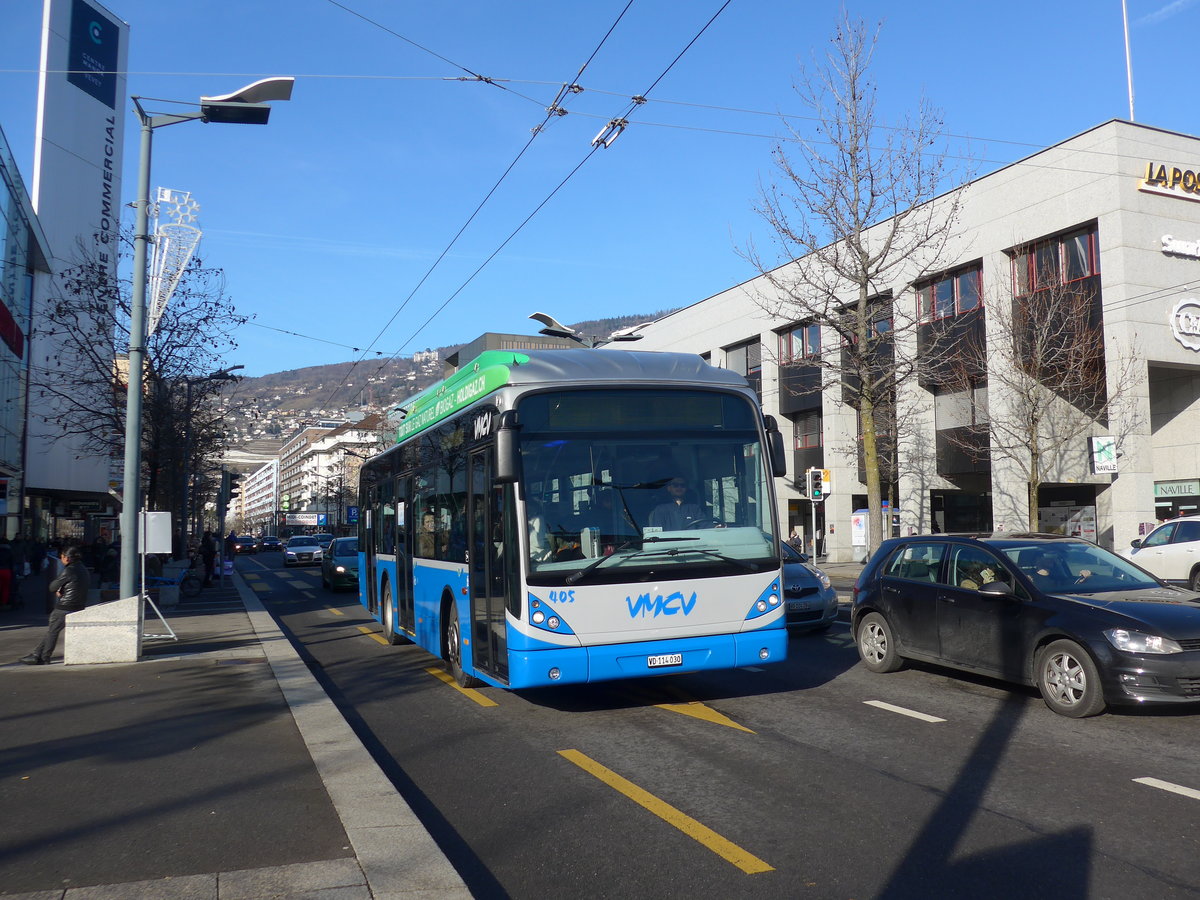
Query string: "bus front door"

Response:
xmin=468 ymin=449 xmax=509 ymax=681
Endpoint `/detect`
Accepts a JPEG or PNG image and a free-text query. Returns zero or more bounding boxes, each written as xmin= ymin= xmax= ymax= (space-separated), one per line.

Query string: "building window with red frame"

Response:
xmin=1012 ymin=225 xmax=1099 ymax=295
xmin=917 ymin=263 xmax=983 ymax=322
xmin=793 ymin=411 xmax=822 ymax=449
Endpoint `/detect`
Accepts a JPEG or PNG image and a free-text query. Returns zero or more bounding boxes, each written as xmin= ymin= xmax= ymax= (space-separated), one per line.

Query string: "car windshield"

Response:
xmin=1000 ymin=541 xmax=1161 ymax=593
xmin=332 ymin=539 xmax=358 ymax=557
xmin=781 ymin=542 xmax=805 ymax=563
xmin=288 ymin=537 xmax=318 ymax=547
xmin=517 ymin=388 xmax=778 ymax=586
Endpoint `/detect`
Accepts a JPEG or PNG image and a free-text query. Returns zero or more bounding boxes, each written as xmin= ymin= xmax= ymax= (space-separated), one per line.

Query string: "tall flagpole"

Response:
xmin=1122 ymin=0 xmax=1135 ymax=121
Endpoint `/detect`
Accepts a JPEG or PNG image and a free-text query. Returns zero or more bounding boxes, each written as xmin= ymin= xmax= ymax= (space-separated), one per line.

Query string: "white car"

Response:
xmin=284 ymin=535 xmax=324 ymax=567
xmin=1120 ymin=516 xmax=1200 ymax=592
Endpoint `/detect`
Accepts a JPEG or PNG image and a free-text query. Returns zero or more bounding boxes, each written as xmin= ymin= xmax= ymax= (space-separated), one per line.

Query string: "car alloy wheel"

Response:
xmin=1036 ymin=639 xmax=1106 ymax=718
xmin=857 ymin=612 xmax=903 ymax=673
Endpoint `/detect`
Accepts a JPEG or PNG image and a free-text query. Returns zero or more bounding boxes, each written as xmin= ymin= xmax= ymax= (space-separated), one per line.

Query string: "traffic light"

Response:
xmin=808 ymin=468 xmax=824 ymax=502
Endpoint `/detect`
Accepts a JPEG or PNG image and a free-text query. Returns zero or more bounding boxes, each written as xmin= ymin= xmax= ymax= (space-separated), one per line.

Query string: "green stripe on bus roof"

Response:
xmin=395 ymin=351 xmax=529 ymax=442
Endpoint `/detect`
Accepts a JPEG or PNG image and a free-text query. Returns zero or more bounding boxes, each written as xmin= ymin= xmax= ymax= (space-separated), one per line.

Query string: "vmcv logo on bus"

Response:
xmin=627 ymin=591 xmax=699 ymax=618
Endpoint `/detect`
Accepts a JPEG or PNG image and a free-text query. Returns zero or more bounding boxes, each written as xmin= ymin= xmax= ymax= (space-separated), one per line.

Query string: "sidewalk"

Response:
xmin=0 ymin=569 xmax=469 ymax=899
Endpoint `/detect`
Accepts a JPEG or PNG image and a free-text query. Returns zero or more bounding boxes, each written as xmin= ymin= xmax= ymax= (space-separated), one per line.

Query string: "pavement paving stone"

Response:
xmin=216 ymin=858 xmax=367 ymax=899
xmin=0 ymin=566 xmax=470 ymax=899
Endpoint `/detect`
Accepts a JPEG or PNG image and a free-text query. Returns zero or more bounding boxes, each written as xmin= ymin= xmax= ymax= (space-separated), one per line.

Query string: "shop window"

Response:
xmin=917 ymin=264 xmax=983 ymax=322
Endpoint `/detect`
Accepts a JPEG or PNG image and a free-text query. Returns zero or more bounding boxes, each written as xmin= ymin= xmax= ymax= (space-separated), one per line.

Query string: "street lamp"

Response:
xmin=119 ymin=78 xmax=294 ymax=600
xmin=529 ymin=311 xmax=650 ymax=348
xmin=178 ymin=366 xmax=243 ymax=557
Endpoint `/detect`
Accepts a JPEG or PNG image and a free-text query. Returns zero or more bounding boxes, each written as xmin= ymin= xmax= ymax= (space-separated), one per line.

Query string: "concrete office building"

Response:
xmin=0 ymin=124 xmax=51 ymax=538
xmin=635 ymin=120 xmax=1200 ymax=562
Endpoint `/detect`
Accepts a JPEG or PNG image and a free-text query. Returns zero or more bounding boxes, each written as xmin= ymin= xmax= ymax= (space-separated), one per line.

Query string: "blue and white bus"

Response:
xmin=356 ymin=348 xmax=790 ymax=689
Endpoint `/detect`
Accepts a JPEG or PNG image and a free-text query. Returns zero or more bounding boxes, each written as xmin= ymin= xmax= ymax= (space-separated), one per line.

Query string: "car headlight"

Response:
xmin=1104 ymin=628 xmax=1183 ymax=655
xmin=335 ymin=565 xmax=346 ymax=574
xmin=803 ymin=564 xmax=831 ymax=590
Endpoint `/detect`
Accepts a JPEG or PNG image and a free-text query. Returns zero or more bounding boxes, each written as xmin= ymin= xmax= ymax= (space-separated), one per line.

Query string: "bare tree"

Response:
xmin=747 ymin=13 xmax=966 ymax=552
xmin=36 ymin=235 xmax=248 ymax=515
xmin=937 ymin=279 xmax=1143 ymax=531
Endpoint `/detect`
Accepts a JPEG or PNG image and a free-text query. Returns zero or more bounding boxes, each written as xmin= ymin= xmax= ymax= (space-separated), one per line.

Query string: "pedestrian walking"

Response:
xmin=0 ymin=535 xmax=13 ymax=611
xmin=200 ymin=530 xmax=217 ymax=586
xmin=21 ymin=544 xmax=90 ymax=665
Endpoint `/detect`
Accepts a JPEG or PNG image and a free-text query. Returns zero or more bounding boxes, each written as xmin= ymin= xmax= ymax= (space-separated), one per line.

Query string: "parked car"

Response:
xmin=233 ymin=535 xmax=258 ymax=555
xmin=1120 ymin=516 xmax=1200 ymax=591
xmin=851 ymin=533 xmax=1200 ymax=718
xmin=781 ymin=541 xmax=838 ymax=631
xmin=284 ymin=535 xmax=323 ymax=567
xmin=314 ymin=533 xmax=335 ymax=551
xmin=258 ymin=535 xmax=282 ymax=552
xmin=321 ymin=537 xmax=360 ymax=591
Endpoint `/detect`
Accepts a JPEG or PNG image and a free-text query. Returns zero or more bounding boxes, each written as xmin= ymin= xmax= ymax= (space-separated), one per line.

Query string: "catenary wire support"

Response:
xmin=591 ymin=118 xmax=627 ymax=149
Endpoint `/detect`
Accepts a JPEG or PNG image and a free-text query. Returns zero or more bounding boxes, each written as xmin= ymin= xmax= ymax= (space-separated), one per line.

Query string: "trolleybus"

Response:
xmin=357 ymin=348 xmax=790 ymax=689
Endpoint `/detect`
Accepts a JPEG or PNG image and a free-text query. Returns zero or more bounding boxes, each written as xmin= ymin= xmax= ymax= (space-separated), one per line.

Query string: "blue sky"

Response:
xmin=2 ymin=0 xmax=1198 ymax=377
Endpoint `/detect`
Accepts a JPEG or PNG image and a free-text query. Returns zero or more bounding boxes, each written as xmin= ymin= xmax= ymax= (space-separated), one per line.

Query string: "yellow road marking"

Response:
xmin=356 ymin=625 xmax=388 ymax=646
xmin=633 ymin=684 xmax=755 ymax=733
xmin=250 ymin=583 xmax=270 ymax=594
xmin=558 ymin=749 xmax=773 ymax=874
xmin=654 ymin=701 xmax=755 ymax=733
xmin=243 ymin=572 xmax=262 ymax=581
xmin=325 ymin=605 xmax=345 ymax=616
xmin=425 ymin=667 xmax=499 ymax=707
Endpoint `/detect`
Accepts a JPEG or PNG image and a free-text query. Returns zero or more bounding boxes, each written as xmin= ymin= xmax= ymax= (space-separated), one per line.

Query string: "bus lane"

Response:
xmin=254 ymin=559 xmax=1200 ymax=898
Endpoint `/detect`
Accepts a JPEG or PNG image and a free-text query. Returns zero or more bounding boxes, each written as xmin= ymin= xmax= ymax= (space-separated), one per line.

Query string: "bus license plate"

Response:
xmin=648 ymin=653 xmax=682 ymax=668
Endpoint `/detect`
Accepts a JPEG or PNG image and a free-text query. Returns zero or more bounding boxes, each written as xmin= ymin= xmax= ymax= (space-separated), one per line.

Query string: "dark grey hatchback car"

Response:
xmin=851 ymin=534 xmax=1200 ymax=717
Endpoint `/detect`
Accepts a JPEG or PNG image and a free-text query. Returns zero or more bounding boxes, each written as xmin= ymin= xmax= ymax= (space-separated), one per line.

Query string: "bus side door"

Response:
xmin=395 ymin=477 xmax=414 ymax=634
xmin=468 ymin=448 xmax=509 ymax=681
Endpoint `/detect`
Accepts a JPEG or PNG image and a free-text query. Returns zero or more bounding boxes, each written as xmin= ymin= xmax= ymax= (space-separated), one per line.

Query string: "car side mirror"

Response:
xmin=979 ymin=580 xmax=1014 ymax=597
xmin=1129 ymin=539 xmax=1142 ymax=549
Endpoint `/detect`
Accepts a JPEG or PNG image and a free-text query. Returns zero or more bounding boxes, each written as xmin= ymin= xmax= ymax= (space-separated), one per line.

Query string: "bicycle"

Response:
xmin=144 ymin=562 xmax=203 ymax=598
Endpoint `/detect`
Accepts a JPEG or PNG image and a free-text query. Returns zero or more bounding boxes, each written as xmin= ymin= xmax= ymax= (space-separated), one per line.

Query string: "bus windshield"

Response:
xmin=518 ymin=388 xmax=778 ymax=585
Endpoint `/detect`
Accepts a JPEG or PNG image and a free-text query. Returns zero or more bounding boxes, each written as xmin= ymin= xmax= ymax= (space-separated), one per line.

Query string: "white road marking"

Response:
xmin=1133 ymin=777 xmax=1200 ymax=800
xmin=864 ymin=700 xmax=946 ymax=723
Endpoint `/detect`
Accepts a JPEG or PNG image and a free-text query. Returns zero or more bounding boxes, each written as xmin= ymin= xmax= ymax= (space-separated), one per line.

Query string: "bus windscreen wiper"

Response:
xmin=565 ymin=535 xmax=696 ymax=585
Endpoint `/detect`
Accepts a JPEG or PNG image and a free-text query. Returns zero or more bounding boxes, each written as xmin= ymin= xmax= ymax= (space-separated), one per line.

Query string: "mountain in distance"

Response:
xmin=221 ymin=311 xmax=674 ymax=447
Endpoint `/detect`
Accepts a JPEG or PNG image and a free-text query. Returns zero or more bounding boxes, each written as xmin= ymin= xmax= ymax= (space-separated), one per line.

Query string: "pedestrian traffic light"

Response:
xmin=808 ymin=468 xmax=824 ymax=501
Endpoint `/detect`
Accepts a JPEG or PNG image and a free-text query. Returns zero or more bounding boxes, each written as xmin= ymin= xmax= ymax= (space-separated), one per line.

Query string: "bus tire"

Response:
xmin=381 ymin=581 xmax=403 ymax=646
xmin=445 ymin=597 xmax=483 ymax=688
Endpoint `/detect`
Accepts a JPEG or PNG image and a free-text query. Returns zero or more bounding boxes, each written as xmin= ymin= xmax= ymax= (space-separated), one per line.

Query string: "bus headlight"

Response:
xmin=548 ymin=616 xmax=560 ymax=630
xmin=756 ymin=600 xmax=767 ymax=612
xmin=759 ymin=647 xmax=771 ymax=660
xmin=549 ymin=667 xmax=562 ymax=680
xmin=532 ymin=610 xmax=546 ymax=624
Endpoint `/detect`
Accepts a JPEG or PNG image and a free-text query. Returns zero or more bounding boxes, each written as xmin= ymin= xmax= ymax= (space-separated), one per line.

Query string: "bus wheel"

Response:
xmin=445 ymin=598 xmax=483 ymax=688
xmin=381 ymin=581 xmax=403 ymax=646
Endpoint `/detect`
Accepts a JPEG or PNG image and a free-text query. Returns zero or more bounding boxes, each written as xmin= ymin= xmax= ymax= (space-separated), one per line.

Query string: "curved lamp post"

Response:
xmin=119 ymin=78 xmax=294 ymax=600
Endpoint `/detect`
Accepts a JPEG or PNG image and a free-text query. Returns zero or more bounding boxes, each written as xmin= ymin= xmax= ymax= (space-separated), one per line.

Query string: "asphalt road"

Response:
xmin=238 ymin=552 xmax=1200 ymax=899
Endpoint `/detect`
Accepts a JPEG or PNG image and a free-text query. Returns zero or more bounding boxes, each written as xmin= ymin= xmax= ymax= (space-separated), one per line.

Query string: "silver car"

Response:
xmin=781 ymin=541 xmax=839 ymax=631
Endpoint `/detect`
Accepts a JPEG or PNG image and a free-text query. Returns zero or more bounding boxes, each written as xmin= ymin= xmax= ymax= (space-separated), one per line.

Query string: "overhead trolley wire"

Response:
xmin=373 ymin=0 xmax=735 ymax=371
xmin=318 ymin=0 xmax=639 ymax=406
